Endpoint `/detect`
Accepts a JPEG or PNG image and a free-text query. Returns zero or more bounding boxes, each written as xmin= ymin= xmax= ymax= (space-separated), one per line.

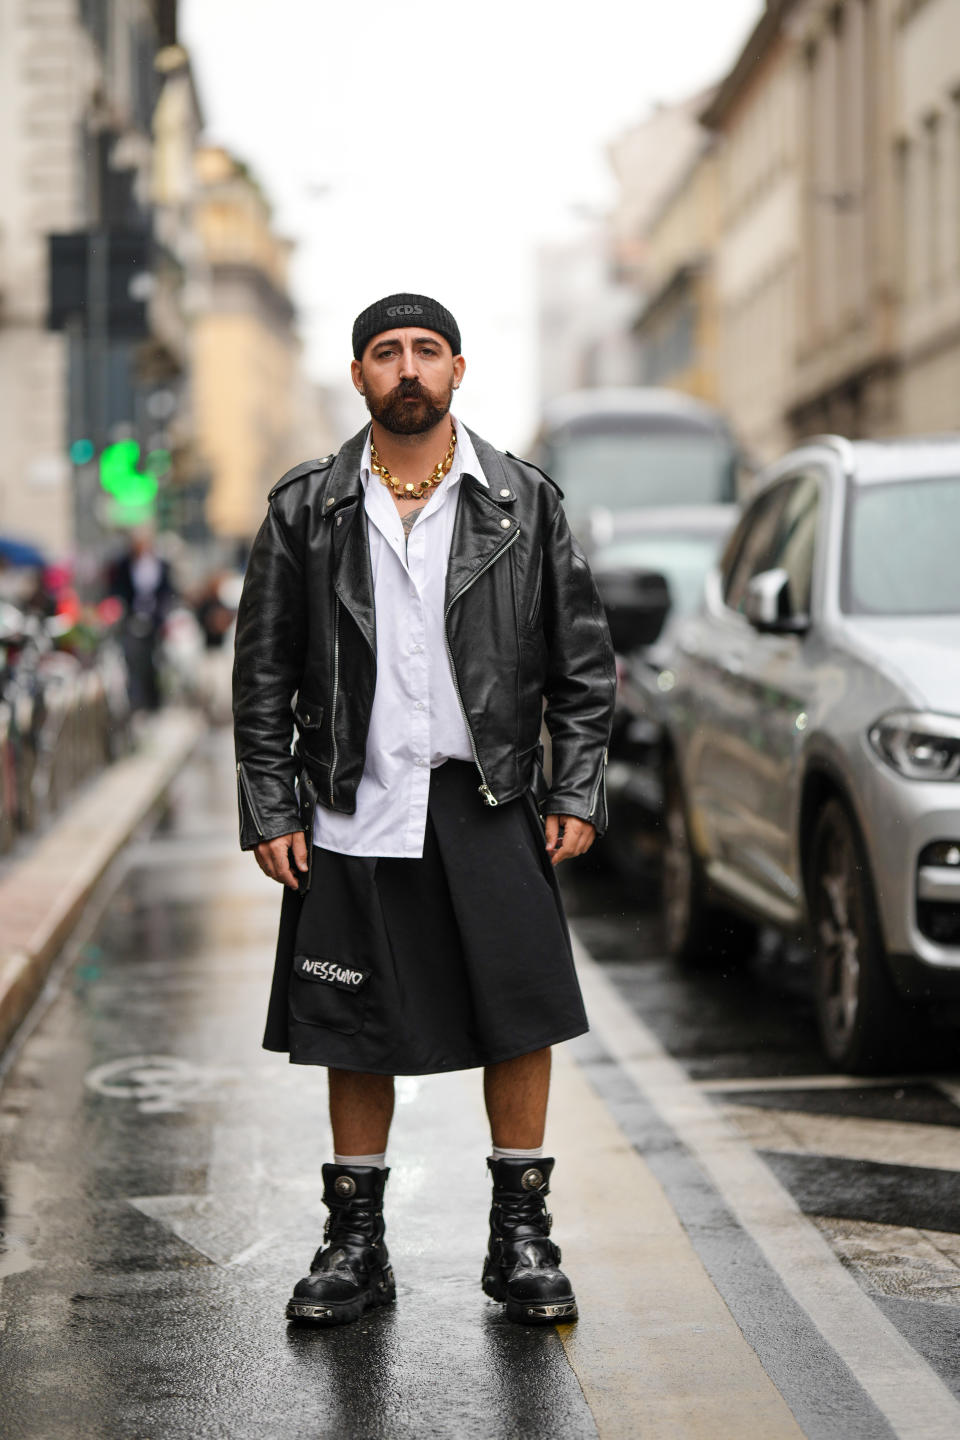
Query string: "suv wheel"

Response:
xmin=809 ymin=798 xmax=903 ymax=1072
xmin=662 ymin=763 xmax=755 ymax=967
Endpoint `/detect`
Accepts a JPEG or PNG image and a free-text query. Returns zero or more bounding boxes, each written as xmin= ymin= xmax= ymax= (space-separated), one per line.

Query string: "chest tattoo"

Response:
xmin=399 ymin=503 xmax=429 ymax=556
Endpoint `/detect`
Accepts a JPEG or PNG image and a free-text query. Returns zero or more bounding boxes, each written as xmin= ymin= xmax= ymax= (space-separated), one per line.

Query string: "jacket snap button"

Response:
xmin=499 ymin=488 xmax=510 ymax=498
xmin=500 ymin=518 xmax=511 ymax=529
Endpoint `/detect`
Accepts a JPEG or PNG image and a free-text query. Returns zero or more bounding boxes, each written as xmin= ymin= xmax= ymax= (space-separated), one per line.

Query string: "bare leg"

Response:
xmin=328 ymin=1069 xmax=395 ymax=1155
xmin=483 ymin=1047 xmax=551 ymax=1149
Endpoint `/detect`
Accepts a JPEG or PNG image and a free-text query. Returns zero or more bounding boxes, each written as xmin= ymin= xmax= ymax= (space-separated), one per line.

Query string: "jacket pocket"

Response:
xmin=294 ymin=696 xmax=325 ymax=731
xmin=289 ymin=951 xmax=370 ymax=1034
xmin=520 ymin=554 xmax=543 ymax=635
xmin=294 ymin=696 xmax=330 ymax=773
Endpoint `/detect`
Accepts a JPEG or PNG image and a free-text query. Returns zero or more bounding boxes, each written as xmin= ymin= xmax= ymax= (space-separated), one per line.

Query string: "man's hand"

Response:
xmin=254 ymin=830 xmax=309 ymax=889
xmin=544 ymin=814 xmax=596 ymax=867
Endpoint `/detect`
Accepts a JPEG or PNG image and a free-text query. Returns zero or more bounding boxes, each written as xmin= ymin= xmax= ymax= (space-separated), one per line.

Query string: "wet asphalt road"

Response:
xmin=1 ymin=728 xmax=960 ymax=1438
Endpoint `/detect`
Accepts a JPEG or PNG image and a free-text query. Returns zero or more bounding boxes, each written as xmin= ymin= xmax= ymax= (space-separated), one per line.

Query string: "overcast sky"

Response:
xmin=180 ymin=0 xmax=759 ymax=450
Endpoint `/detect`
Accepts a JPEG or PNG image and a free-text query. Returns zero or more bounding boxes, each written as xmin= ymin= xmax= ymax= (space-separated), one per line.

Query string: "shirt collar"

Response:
xmin=360 ymin=416 xmax=489 ymax=493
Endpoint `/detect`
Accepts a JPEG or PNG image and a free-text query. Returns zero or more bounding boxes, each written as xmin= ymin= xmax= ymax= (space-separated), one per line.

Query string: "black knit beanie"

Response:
xmin=352 ymin=293 xmax=461 ymax=360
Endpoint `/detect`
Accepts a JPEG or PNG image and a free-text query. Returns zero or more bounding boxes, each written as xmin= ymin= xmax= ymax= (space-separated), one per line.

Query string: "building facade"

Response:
xmin=631 ymin=126 xmax=720 ymax=404
xmin=787 ymin=0 xmax=901 ymax=439
xmin=191 ymin=146 xmax=309 ymax=545
xmin=0 ymin=0 xmax=182 ymax=557
xmin=700 ymin=1 xmax=803 ymax=464
xmin=606 ymin=0 xmax=960 ymax=464
xmin=896 ymin=0 xmax=960 ymax=432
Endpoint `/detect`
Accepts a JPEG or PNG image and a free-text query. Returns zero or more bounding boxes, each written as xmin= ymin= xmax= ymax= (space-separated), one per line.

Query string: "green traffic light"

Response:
xmin=70 ymin=438 xmax=95 ymax=465
xmin=99 ymin=440 xmax=158 ymax=507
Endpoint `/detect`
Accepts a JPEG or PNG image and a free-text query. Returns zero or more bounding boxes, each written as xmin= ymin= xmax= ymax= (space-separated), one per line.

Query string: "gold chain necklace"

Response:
xmin=371 ymin=429 xmax=456 ymax=500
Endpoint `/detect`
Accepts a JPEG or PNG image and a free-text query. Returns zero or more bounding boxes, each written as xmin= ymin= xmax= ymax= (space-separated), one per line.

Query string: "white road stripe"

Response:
xmin=695 ymin=1074 xmax=922 ymax=1093
xmin=722 ymin=1105 xmax=960 ymax=1172
xmin=573 ymin=935 xmax=960 ymax=1440
xmin=936 ymin=1081 xmax=960 ymax=1109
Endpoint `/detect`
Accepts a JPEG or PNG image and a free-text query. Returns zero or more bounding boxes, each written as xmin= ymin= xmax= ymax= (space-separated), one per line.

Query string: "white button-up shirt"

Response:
xmin=313 ymin=417 xmax=489 ymax=858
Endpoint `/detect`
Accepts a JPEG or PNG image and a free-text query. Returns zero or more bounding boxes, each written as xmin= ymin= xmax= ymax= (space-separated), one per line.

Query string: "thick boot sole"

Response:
xmin=286 ymin=1265 xmax=396 ymax=1327
xmin=482 ymin=1263 xmax=578 ymax=1325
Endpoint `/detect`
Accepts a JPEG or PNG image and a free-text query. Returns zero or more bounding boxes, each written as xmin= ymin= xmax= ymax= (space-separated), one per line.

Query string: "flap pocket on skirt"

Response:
xmin=289 ymin=952 xmax=370 ymax=1034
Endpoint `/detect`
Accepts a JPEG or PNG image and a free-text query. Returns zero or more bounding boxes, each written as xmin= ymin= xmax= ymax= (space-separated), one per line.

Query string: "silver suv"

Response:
xmin=656 ymin=435 xmax=960 ymax=1071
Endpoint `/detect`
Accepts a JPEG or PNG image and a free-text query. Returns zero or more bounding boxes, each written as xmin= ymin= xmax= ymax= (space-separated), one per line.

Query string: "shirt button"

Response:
xmin=415 ymin=701 xmax=425 ymax=711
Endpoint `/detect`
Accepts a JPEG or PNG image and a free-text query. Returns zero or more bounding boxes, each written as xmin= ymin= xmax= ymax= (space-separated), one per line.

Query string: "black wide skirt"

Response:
xmin=262 ymin=761 xmax=588 ymax=1074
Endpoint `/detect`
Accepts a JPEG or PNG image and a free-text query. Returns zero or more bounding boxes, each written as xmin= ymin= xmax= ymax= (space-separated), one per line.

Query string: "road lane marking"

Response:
xmin=85 ymin=1054 xmax=239 ymax=1113
xmin=573 ymin=934 xmax=960 ymax=1440
xmin=549 ymin=1044 xmax=806 ymax=1440
xmin=936 ymin=1080 xmax=960 ymax=1109
xmin=695 ymin=1074 xmax=923 ymax=1093
xmin=723 ymin=1105 xmax=960 ymax=1172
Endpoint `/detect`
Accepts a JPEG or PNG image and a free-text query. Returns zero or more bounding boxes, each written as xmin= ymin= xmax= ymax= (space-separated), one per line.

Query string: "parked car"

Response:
xmin=644 ymin=434 xmax=960 ymax=1072
xmin=591 ymin=505 xmax=738 ymax=877
xmin=528 ymin=388 xmax=743 ymax=551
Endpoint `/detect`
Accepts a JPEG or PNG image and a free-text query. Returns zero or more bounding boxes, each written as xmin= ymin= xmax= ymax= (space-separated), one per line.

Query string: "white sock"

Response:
xmin=333 ymin=1151 xmax=387 ymax=1168
xmin=490 ymin=1145 xmax=544 ymax=1162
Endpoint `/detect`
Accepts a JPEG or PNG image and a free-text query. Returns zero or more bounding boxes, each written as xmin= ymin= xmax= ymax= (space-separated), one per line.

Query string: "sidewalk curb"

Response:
xmin=0 ymin=709 xmax=206 ymax=1056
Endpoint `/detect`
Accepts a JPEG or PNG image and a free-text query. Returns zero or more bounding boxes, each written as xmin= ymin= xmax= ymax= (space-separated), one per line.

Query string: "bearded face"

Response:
xmin=361 ymin=371 xmax=455 ymax=436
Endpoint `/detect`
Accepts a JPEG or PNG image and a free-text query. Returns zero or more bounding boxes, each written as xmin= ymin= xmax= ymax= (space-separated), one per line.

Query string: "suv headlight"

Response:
xmin=869 ymin=711 xmax=960 ymax=781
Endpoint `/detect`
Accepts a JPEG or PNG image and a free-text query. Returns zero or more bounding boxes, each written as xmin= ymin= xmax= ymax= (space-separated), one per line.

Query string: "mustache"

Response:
xmin=394 ymin=379 xmax=428 ymax=400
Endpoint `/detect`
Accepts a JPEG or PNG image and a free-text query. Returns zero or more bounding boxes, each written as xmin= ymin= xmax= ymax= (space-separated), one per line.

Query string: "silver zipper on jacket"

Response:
xmin=587 ymin=747 xmax=608 ymax=821
xmin=444 ymin=528 xmax=520 ymax=807
xmin=329 ymin=597 xmax=340 ymax=805
xmin=236 ymin=761 xmax=265 ymax=839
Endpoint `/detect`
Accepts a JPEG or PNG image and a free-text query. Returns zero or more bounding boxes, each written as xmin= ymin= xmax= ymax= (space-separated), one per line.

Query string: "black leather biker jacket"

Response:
xmin=232 ymin=424 xmax=616 ymax=859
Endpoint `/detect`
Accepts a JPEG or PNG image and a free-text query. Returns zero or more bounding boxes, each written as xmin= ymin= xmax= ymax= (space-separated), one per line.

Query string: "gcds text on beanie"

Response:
xmin=352 ymin=293 xmax=461 ymax=360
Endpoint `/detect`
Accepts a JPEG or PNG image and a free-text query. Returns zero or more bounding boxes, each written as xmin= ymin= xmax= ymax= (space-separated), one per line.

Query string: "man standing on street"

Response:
xmin=233 ymin=294 xmax=615 ymax=1327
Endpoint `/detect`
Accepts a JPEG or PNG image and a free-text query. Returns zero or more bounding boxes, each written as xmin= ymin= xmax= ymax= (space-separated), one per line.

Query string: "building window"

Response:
xmin=953 ymin=91 xmax=960 ymax=276
xmin=925 ymin=112 xmax=941 ymax=293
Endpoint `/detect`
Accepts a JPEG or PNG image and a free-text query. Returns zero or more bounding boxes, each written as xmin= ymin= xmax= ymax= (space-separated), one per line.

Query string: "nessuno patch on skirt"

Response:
xmin=293 ymin=954 xmax=370 ymax=992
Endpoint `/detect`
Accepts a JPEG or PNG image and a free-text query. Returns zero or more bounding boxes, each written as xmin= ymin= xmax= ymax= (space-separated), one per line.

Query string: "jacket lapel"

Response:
xmin=327 ymin=427 xmax=377 ymax=655
xmin=446 ymin=474 xmax=519 ymax=608
xmin=324 ymin=423 xmax=518 ymax=626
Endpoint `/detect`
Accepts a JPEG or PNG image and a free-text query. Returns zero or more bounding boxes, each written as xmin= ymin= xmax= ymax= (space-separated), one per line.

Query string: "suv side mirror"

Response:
xmin=743 ymin=568 xmax=809 ymax=635
xmin=596 ymin=568 xmax=672 ymax=652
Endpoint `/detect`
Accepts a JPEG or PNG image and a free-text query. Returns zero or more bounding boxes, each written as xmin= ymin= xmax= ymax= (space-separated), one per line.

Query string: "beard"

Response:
xmin=364 ymin=376 xmax=453 ymax=435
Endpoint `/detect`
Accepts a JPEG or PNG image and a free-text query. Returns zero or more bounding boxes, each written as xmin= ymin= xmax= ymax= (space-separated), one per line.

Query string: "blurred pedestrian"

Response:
xmin=107 ymin=529 xmax=175 ymax=712
xmin=194 ymin=573 xmax=238 ymax=724
xmin=233 ymin=294 xmax=615 ymax=1327
xmin=194 ymin=572 xmax=234 ymax=650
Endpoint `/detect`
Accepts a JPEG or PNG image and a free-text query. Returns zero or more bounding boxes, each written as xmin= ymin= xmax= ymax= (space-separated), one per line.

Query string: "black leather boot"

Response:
xmin=481 ymin=1157 xmax=578 ymax=1324
xmin=286 ymin=1164 xmax=396 ymax=1325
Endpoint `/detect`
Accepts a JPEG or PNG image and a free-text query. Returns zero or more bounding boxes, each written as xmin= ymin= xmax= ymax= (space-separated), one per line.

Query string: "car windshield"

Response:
xmin=843 ymin=474 xmax=960 ymax=615
xmin=594 ymin=532 xmax=728 ymax=617
xmin=547 ymin=431 xmax=736 ymax=513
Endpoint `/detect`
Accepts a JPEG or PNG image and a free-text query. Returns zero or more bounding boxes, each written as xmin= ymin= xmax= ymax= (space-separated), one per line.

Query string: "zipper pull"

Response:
xmin=478 ymin=784 xmax=499 ymax=808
